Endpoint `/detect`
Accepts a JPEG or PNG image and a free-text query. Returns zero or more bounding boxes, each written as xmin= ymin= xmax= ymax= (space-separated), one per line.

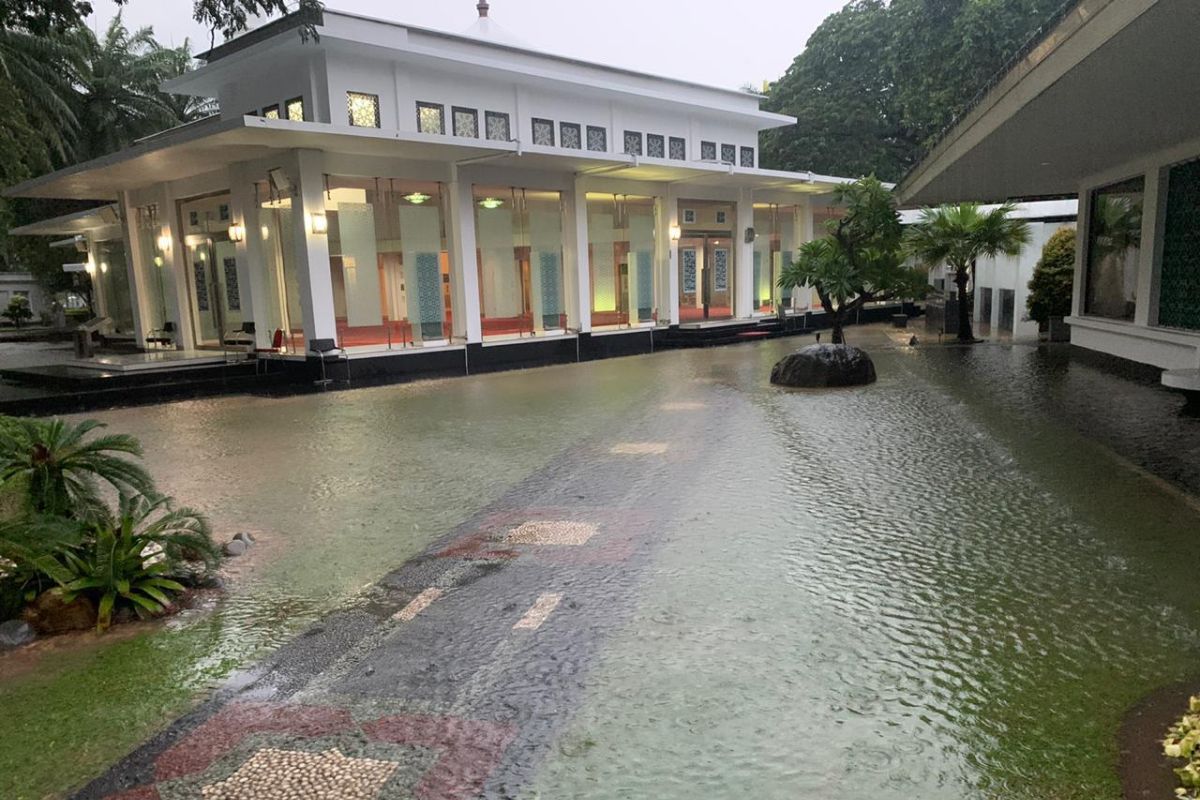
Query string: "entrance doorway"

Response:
xmin=179 ymin=194 xmax=243 ymax=347
xmin=184 ymin=235 xmax=243 ymax=345
xmin=678 ymin=235 xmax=734 ymax=322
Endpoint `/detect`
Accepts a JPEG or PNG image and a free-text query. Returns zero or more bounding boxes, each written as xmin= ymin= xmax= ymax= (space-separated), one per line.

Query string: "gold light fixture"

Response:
xmin=403 ymin=192 xmax=431 ymax=205
xmin=478 ymin=197 xmax=504 ymax=210
xmin=156 ymin=231 xmax=172 ymax=252
xmin=261 ymin=225 xmax=271 ymax=241
xmin=100 ymin=261 xmax=109 ymax=274
xmin=228 ymin=223 xmax=246 ymax=242
xmin=669 ymin=224 xmax=682 ymax=241
xmin=310 ymin=212 xmax=329 ymax=235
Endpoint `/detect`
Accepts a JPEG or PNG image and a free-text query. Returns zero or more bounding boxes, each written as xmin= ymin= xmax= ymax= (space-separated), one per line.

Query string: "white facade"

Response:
xmin=0 ymin=273 xmax=46 ymax=320
xmin=905 ymin=200 xmax=1078 ymax=340
xmin=7 ymin=6 xmax=852 ymax=364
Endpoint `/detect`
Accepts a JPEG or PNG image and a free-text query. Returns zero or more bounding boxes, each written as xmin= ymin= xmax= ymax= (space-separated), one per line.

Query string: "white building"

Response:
xmin=6 ymin=4 xmax=858 ymax=377
xmin=904 ymin=200 xmax=1078 ymax=340
xmin=898 ymin=0 xmax=1200 ymax=382
xmin=0 ymin=273 xmax=46 ymax=322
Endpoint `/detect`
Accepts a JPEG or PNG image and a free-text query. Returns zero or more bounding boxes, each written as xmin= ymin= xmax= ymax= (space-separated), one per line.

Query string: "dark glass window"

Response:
xmin=1084 ymin=176 xmax=1144 ymax=321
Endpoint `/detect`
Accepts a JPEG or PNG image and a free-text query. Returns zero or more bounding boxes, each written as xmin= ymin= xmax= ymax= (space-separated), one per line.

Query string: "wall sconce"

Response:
xmin=156 ymin=232 xmax=172 ymax=252
xmin=84 ymin=259 xmax=96 ymax=275
xmin=261 ymin=225 xmax=271 ymax=241
xmin=228 ymin=223 xmax=246 ymax=242
xmin=310 ymin=212 xmax=329 ymax=235
xmin=670 ymin=224 xmax=682 ymax=241
xmin=153 ymin=256 xmax=164 ymax=267
xmin=100 ymin=261 xmax=109 ymax=274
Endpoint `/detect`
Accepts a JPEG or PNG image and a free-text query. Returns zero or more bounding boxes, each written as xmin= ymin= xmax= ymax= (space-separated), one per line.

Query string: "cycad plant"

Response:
xmin=906 ymin=203 xmax=1032 ymax=342
xmin=0 ymin=416 xmax=156 ymax=519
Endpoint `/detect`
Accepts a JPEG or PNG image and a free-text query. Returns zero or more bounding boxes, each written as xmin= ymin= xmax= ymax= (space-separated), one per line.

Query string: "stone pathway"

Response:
xmin=71 ymin=391 xmax=712 ymax=800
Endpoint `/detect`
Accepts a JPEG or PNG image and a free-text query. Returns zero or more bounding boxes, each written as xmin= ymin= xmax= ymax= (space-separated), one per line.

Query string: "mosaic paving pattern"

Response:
xmin=505 ymin=520 xmax=597 ymax=546
xmin=610 ymin=442 xmax=669 ymax=455
xmin=199 ymin=748 xmax=396 ymax=800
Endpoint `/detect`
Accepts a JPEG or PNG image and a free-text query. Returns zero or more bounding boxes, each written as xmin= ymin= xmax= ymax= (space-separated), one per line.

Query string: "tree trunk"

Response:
xmin=955 ymin=267 xmax=974 ymax=343
xmin=830 ymin=313 xmax=846 ymax=345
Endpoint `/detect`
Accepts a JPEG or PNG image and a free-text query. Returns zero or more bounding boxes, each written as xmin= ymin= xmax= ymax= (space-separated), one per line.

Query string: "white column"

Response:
xmin=1136 ymin=165 xmax=1169 ymax=328
xmin=229 ymin=172 xmax=272 ymax=348
xmin=160 ymin=183 xmax=194 ymax=350
xmin=117 ymin=193 xmax=150 ymax=344
xmin=1070 ymin=188 xmax=1089 ymax=319
xmin=666 ymin=187 xmax=680 ymax=325
xmin=447 ymin=166 xmax=482 ymax=343
xmin=569 ymin=178 xmax=591 ymax=333
xmin=734 ymin=188 xmax=754 ymax=319
xmin=292 ymin=149 xmax=337 ymax=347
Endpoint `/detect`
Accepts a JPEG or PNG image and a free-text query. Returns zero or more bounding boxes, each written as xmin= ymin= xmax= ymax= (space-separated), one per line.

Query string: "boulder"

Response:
xmin=0 ymin=619 xmax=35 ymax=649
xmin=770 ymin=344 xmax=877 ymax=388
xmin=224 ymin=539 xmax=247 ymax=557
xmin=22 ymin=589 xmax=97 ymax=634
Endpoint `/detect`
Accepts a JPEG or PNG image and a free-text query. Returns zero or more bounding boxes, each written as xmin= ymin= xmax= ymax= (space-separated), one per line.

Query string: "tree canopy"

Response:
xmin=762 ymin=0 xmax=1070 ymax=181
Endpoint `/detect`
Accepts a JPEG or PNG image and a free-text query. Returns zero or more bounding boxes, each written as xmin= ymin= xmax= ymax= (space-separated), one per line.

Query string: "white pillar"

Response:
xmin=159 ymin=183 xmax=194 ymax=350
xmin=1136 ymin=165 xmax=1168 ymax=328
xmin=1070 ymin=188 xmax=1089 ymax=320
xmin=665 ymin=188 xmax=680 ymax=325
xmin=568 ymin=179 xmax=591 ymax=333
xmin=117 ymin=193 xmax=151 ymax=345
xmin=446 ymin=166 xmax=482 ymax=343
xmin=292 ymin=149 xmax=338 ymax=347
xmin=734 ymin=188 xmax=754 ymax=319
xmin=229 ymin=172 xmax=272 ymax=348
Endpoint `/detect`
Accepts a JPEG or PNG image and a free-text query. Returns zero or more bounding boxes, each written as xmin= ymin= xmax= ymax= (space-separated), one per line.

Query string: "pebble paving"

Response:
xmin=70 ymin=384 xmax=713 ymax=800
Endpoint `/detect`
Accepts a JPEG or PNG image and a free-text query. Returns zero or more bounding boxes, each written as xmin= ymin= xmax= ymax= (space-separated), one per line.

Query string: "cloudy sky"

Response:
xmin=86 ymin=0 xmax=846 ymax=90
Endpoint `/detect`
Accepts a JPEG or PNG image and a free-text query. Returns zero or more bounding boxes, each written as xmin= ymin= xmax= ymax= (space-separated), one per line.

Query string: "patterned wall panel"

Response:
xmin=414 ymin=253 xmax=444 ymax=338
xmin=194 ymin=262 xmax=209 ymax=311
xmin=223 ymin=257 xmax=241 ymax=311
xmin=636 ymin=250 xmax=654 ymax=321
xmin=539 ymin=252 xmax=562 ymax=328
xmin=682 ymin=248 xmax=697 ymax=294
xmin=1159 ymin=159 xmax=1200 ymax=330
xmin=713 ymin=248 xmax=729 ymax=291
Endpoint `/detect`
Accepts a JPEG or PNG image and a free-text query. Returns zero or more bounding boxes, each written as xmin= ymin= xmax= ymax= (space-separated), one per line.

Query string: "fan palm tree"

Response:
xmin=0 ymin=416 xmax=156 ymax=519
xmin=0 ymin=24 xmax=81 ymax=173
xmin=906 ymin=203 xmax=1032 ymax=342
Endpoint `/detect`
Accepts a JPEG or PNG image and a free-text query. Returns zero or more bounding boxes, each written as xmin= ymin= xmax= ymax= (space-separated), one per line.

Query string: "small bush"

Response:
xmin=1027 ymin=227 xmax=1076 ymax=324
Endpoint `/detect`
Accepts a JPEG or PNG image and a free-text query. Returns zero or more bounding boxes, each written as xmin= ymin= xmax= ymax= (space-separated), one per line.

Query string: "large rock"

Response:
xmin=22 ymin=589 xmax=97 ymax=634
xmin=770 ymin=343 xmax=877 ymax=388
xmin=0 ymin=619 xmax=35 ymax=649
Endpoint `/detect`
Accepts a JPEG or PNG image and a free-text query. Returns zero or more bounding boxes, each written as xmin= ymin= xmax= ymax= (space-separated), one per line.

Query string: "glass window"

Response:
xmin=485 ymin=111 xmax=510 ymax=141
xmin=262 ymin=105 xmax=280 ymax=120
xmin=322 ymin=177 xmax=452 ymax=348
xmin=624 ymin=131 xmax=643 ymax=156
xmin=347 ymin=92 xmax=380 ymax=127
xmin=647 ymin=134 xmax=665 ymax=159
xmin=1157 ymin=159 xmax=1200 ymax=331
xmin=752 ymin=204 xmax=802 ymax=314
xmin=1084 ymin=176 xmax=1143 ymax=321
xmin=587 ymin=193 xmax=658 ymax=329
xmin=416 ymin=102 xmax=445 ymax=135
xmin=532 ymin=118 xmax=555 ymax=146
xmin=740 ymin=146 xmax=755 ymax=168
xmin=453 ymin=107 xmax=479 ymax=138
xmin=701 ymin=141 xmax=717 ymax=161
xmin=560 ymin=122 xmax=582 ymax=150
xmin=285 ymin=97 xmax=304 ymax=122
xmin=257 ymin=183 xmax=304 ymax=352
xmin=721 ymin=144 xmax=736 ymax=164
xmin=474 ymin=186 xmax=566 ymax=338
xmin=587 ymin=126 xmax=607 ymax=152
xmin=134 ymin=204 xmax=175 ymax=336
xmin=95 ymin=238 xmax=134 ymax=334
xmin=669 ymin=137 xmax=686 ymax=160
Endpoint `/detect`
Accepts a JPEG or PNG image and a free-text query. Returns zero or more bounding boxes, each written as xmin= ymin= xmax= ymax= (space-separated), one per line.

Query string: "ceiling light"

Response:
xmin=478 ymin=197 xmax=504 ymax=210
xmin=404 ymin=192 xmax=431 ymax=205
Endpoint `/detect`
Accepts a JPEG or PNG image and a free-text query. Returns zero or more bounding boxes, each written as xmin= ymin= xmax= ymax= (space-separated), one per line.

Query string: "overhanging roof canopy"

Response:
xmin=897 ymin=0 xmax=1200 ymax=206
xmin=4 ymin=116 xmax=850 ymax=202
xmin=9 ymin=204 xmax=120 ymax=236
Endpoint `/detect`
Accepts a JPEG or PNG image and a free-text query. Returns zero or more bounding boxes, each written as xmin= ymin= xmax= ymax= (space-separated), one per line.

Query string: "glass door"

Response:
xmin=705 ymin=236 xmax=734 ymax=320
xmin=677 ymin=235 xmax=735 ymax=322
xmin=185 ymin=235 xmax=243 ymax=346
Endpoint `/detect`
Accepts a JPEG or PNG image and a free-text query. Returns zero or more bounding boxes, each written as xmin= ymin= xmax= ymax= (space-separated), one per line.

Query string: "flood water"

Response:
xmin=2 ymin=330 xmax=1198 ymax=800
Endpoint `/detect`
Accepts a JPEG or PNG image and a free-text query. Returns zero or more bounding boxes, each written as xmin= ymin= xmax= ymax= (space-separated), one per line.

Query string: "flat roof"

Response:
xmin=4 ymin=116 xmax=852 ymax=202
xmin=191 ymin=7 xmax=766 ymax=103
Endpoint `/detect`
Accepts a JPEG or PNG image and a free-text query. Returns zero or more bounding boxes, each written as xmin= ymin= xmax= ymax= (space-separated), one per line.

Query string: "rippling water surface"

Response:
xmin=1 ymin=333 xmax=1197 ymax=800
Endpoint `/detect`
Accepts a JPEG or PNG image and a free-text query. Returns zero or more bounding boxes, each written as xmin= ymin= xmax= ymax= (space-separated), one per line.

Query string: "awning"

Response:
xmin=9 ymin=204 xmax=121 ymax=236
xmin=897 ymin=0 xmax=1200 ymax=206
xmin=5 ymin=115 xmax=850 ymax=202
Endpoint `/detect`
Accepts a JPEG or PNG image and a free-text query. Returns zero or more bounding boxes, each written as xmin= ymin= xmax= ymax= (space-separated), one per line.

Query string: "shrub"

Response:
xmin=1026 ymin=227 xmax=1077 ymax=324
xmin=0 ymin=416 xmax=156 ymax=519
xmin=2 ymin=296 xmax=33 ymax=328
xmin=1163 ymin=695 xmax=1200 ymax=797
xmin=0 ymin=495 xmax=217 ymax=632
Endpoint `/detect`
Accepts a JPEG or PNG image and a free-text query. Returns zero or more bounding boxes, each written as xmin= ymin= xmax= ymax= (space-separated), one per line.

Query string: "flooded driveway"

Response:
xmin=2 ymin=330 xmax=1197 ymax=799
